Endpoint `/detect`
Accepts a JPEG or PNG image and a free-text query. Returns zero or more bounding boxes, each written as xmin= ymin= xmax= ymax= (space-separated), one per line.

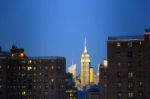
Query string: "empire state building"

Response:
xmin=81 ymin=38 xmax=90 ymax=87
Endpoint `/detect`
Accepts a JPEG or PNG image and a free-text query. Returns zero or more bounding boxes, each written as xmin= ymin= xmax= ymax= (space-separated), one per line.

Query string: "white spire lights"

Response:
xmin=84 ymin=37 xmax=88 ymax=53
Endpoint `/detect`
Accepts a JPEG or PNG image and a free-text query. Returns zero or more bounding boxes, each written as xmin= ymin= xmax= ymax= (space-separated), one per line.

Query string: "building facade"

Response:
xmin=81 ymin=38 xmax=91 ymax=88
xmin=65 ymin=73 xmax=77 ymax=99
xmin=99 ymin=64 xmax=108 ymax=99
xmin=0 ymin=45 xmax=66 ymax=99
xmin=88 ymin=85 xmax=100 ymax=99
xmin=68 ymin=63 xmax=76 ymax=82
xmin=0 ymin=47 xmax=10 ymax=99
xmin=106 ymin=29 xmax=150 ymax=99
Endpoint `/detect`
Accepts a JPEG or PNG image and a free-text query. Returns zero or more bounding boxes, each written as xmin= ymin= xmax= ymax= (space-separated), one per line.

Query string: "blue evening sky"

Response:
xmin=0 ymin=0 xmax=150 ymax=74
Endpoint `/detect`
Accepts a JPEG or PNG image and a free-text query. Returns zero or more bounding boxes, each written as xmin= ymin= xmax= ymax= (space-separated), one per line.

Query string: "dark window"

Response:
xmin=117 ymin=72 xmax=121 ymax=78
xmin=44 ymin=74 xmax=48 ymax=77
xmin=45 ymin=85 xmax=48 ymax=89
xmin=128 ymin=51 xmax=133 ymax=57
xmin=117 ymin=91 xmax=122 ymax=99
xmin=128 ymin=61 xmax=132 ymax=68
xmin=28 ymin=85 xmax=32 ymax=90
xmin=128 ymin=81 xmax=134 ymax=89
xmin=51 ymin=85 xmax=54 ymax=89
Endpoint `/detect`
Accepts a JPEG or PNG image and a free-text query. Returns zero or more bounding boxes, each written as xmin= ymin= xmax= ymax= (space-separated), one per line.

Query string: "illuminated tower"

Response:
xmin=68 ymin=62 xmax=76 ymax=82
xmin=90 ymin=67 xmax=94 ymax=84
xmin=81 ymin=38 xmax=90 ymax=87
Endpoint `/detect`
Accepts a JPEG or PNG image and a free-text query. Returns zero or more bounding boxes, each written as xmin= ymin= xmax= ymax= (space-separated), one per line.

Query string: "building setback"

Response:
xmin=0 ymin=45 xmax=66 ymax=99
xmin=106 ymin=29 xmax=150 ymax=99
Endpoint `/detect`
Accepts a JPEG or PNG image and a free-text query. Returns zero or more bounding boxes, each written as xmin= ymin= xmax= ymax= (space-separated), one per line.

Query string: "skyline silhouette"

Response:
xmin=0 ymin=0 xmax=150 ymax=74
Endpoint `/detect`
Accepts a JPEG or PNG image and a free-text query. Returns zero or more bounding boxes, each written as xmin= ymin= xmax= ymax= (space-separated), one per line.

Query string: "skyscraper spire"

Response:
xmin=81 ymin=37 xmax=90 ymax=87
xmin=84 ymin=37 xmax=87 ymax=53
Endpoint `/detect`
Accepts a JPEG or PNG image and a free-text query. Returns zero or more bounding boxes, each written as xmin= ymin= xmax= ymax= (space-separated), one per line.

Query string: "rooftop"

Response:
xmin=108 ymin=35 xmax=144 ymax=41
xmin=28 ymin=56 xmax=65 ymax=60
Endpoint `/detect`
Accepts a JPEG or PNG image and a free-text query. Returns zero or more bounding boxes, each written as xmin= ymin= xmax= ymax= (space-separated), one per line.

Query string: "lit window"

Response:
xmin=0 ymin=65 xmax=2 ymax=69
xmin=33 ymin=86 xmax=36 ymax=89
xmin=7 ymin=65 xmax=9 ymax=69
xmin=118 ymin=62 xmax=121 ymax=67
xmin=27 ymin=66 xmax=32 ymax=71
xmin=0 ymin=85 xmax=2 ymax=88
xmin=22 ymin=91 xmax=26 ymax=95
xmin=117 ymin=92 xmax=122 ymax=97
xmin=11 ymin=53 xmax=15 ymax=57
xmin=117 ymin=42 xmax=121 ymax=47
xmin=20 ymin=53 xmax=24 ymax=57
xmin=128 ymin=42 xmax=132 ymax=47
xmin=139 ymin=41 xmax=142 ymax=45
xmin=117 ymin=82 xmax=122 ymax=87
xmin=139 ymin=81 xmax=143 ymax=86
xmin=51 ymin=79 xmax=54 ymax=82
xmin=33 ymin=67 xmax=36 ymax=70
xmin=33 ymin=79 xmax=36 ymax=82
xmin=70 ymin=93 xmax=73 ymax=97
xmin=104 ymin=60 xmax=108 ymax=68
xmin=39 ymin=73 xmax=42 ymax=76
xmin=28 ymin=60 xmax=32 ymax=64
xmin=128 ymin=92 xmax=134 ymax=98
xmin=128 ymin=72 xmax=133 ymax=78
xmin=45 ymin=66 xmax=48 ymax=70
xmin=45 ymin=85 xmax=48 ymax=89
xmin=51 ymin=66 xmax=54 ymax=70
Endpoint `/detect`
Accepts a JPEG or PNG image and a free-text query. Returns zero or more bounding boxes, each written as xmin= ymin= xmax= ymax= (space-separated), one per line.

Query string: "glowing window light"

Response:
xmin=22 ymin=91 xmax=26 ymax=95
xmin=104 ymin=59 xmax=108 ymax=68
xmin=51 ymin=79 xmax=54 ymax=82
xmin=20 ymin=53 xmax=24 ymax=57
xmin=128 ymin=72 xmax=133 ymax=78
xmin=28 ymin=60 xmax=32 ymax=64
xmin=51 ymin=66 xmax=54 ymax=70
xmin=27 ymin=66 xmax=32 ymax=71
xmin=117 ymin=42 xmax=121 ymax=47
xmin=11 ymin=53 xmax=14 ymax=57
